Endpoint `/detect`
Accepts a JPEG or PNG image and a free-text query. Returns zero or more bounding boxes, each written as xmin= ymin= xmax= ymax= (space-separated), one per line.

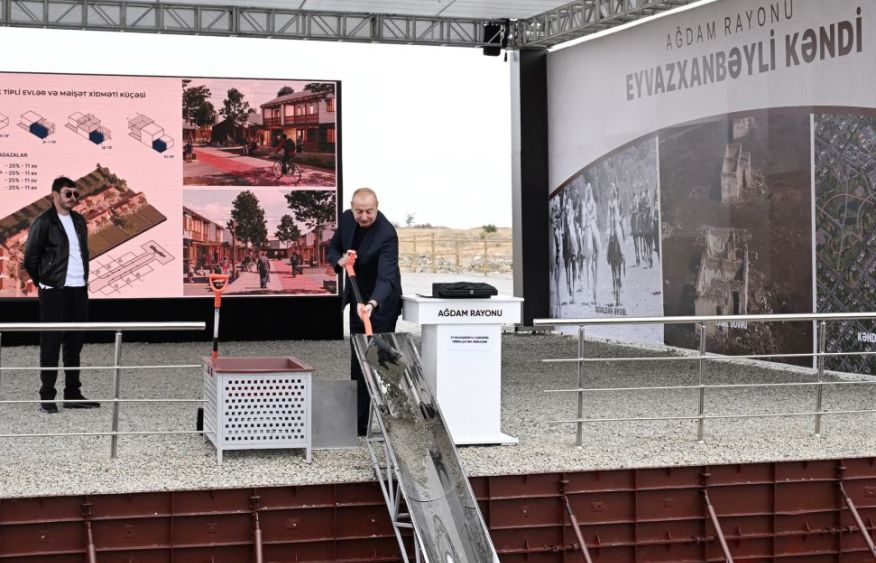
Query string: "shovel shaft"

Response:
xmin=344 ymin=251 xmax=373 ymax=335
xmin=212 ymin=308 xmax=220 ymax=361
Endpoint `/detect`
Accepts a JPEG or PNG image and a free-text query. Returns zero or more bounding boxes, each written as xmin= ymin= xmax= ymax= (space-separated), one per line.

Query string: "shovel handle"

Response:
xmin=344 ymin=251 xmax=373 ymax=336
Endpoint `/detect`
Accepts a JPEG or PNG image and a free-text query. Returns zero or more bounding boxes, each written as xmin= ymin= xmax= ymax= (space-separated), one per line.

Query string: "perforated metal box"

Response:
xmin=203 ymin=356 xmax=312 ymax=464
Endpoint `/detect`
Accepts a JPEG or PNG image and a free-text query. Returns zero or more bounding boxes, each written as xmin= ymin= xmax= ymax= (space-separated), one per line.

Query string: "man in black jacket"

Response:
xmin=328 ymin=187 xmax=402 ymax=436
xmin=24 ymin=176 xmax=100 ymax=413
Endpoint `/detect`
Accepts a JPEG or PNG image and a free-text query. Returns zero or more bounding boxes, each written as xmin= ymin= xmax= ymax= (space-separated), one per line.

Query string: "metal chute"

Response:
xmin=353 ymin=332 xmax=499 ymax=563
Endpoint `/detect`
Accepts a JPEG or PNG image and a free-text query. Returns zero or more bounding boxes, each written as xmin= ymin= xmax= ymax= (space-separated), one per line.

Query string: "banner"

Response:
xmin=0 ymin=73 xmax=339 ymax=299
xmin=547 ymin=0 xmax=876 ymax=371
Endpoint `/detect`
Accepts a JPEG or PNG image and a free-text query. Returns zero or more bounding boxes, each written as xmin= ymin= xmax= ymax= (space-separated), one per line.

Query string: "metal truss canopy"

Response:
xmin=514 ymin=0 xmax=699 ymax=48
xmin=0 ymin=0 xmax=496 ymax=47
xmin=0 ymin=0 xmax=699 ymax=48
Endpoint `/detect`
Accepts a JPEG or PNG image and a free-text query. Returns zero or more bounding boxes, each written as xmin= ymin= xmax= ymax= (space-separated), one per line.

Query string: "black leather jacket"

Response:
xmin=23 ymin=206 xmax=89 ymax=289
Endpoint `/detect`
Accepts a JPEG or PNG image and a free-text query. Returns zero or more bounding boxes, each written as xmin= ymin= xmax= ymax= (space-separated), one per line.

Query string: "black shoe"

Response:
xmin=40 ymin=402 xmax=59 ymax=414
xmin=63 ymin=394 xmax=100 ymax=409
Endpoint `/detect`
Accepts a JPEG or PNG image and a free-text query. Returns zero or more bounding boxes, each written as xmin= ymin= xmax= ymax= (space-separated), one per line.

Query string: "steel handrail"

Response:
xmin=550 ymin=408 xmax=876 ymax=425
xmin=0 ymin=398 xmax=205 ymax=404
xmin=0 ymin=322 xmax=204 ymax=332
xmin=543 ymin=351 xmax=876 ymax=363
xmin=545 ymin=380 xmax=876 ymax=394
xmin=534 ymin=311 xmax=876 ymax=326
xmin=0 ymin=321 xmax=206 ymax=458
xmin=537 ymin=313 xmax=876 ymax=444
xmin=0 ymin=364 xmax=201 ymax=371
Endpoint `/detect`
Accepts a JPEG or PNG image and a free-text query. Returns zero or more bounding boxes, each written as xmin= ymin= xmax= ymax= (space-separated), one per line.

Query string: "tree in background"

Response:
xmin=405 ymin=212 xmax=416 ymax=227
xmin=182 ymin=84 xmax=215 ymax=129
xmin=220 ymin=88 xmax=255 ymax=127
xmin=304 ymin=83 xmax=335 ymax=94
xmin=285 ymin=191 xmax=336 ymax=265
xmin=231 ymin=190 xmax=268 ymax=248
xmin=276 ymin=86 xmax=295 ymax=97
xmin=276 ymin=214 xmax=302 ymax=251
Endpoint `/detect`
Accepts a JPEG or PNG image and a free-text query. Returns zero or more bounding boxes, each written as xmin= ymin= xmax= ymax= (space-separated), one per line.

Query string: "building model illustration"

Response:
xmin=0 ymin=113 xmax=8 ymax=130
xmin=128 ymin=114 xmax=174 ymax=153
xmin=0 ymin=164 xmax=167 ymax=297
xmin=90 ymin=240 xmax=174 ymax=295
xmin=66 ymin=112 xmax=112 ymax=145
xmin=18 ymin=111 xmax=55 ymax=139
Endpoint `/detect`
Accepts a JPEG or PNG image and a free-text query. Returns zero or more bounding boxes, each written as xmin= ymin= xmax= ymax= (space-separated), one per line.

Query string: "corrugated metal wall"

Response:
xmin=2 ymin=458 xmax=875 ymax=562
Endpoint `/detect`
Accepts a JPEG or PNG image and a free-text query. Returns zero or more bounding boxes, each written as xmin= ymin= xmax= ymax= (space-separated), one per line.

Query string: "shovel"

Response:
xmin=207 ymin=274 xmax=229 ymax=361
xmin=343 ymin=252 xmax=434 ymax=420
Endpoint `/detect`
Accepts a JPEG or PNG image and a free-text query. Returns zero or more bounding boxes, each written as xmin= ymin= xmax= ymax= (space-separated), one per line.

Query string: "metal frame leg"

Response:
xmin=363 ymin=404 xmax=427 ymax=563
xmin=838 ymin=481 xmax=876 ymax=558
xmin=703 ymin=489 xmax=734 ymax=562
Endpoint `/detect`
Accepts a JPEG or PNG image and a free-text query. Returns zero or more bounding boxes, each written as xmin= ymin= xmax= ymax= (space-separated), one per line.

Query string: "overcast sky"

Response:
xmin=0 ymin=27 xmax=512 ymax=228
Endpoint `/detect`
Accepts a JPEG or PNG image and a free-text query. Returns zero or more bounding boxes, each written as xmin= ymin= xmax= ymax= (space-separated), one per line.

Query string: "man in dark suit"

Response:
xmin=328 ymin=187 xmax=402 ymax=436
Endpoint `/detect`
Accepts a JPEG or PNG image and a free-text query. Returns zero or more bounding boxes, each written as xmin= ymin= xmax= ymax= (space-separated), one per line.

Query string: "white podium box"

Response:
xmin=402 ymin=294 xmax=522 ymax=445
xmin=203 ymin=356 xmax=312 ymax=463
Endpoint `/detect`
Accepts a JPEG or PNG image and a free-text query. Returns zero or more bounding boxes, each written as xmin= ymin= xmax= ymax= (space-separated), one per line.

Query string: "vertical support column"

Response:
xmin=576 ymin=325 xmax=585 ymax=447
xmin=251 ymin=495 xmax=264 ymax=563
xmin=510 ymin=49 xmax=549 ymax=325
xmin=82 ymin=502 xmax=97 ymax=563
xmin=814 ymin=320 xmax=826 ymax=436
xmin=110 ymin=331 xmax=123 ymax=458
xmin=156 ymin=0 xmax=164 ymax=31
xmin=697 ymin=322 xmax=706 ymax=442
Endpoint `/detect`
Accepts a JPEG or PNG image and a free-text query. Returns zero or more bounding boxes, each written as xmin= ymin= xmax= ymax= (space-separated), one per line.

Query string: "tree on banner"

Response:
xmin=285 ymin=191 xmax=336 ymax=266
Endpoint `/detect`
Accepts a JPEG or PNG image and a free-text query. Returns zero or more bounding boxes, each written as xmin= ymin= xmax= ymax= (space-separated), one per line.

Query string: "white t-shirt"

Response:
xmin=58 ymin=213 xmax=86 ymax=287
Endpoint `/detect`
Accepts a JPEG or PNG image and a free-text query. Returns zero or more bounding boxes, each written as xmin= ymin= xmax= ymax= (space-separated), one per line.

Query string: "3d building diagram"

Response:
xmin=128 ymin=114 xmax=174 ymax=153
xmin=90 ymin=240 xmax=174 ymax=295
xmin=0 ymin=164 xmax=167 ymax=297
xmin=66 ymin=112 xmax=111 ymax=145
xmin=0 ymin=113 xmax=8 ymax=130
xmin=18 ymin=111 xmax=55 ymax=139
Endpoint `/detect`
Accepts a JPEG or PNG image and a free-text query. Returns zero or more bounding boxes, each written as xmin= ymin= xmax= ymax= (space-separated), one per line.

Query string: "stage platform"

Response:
xmin=1 ymin=333 xmax=875 ymax=499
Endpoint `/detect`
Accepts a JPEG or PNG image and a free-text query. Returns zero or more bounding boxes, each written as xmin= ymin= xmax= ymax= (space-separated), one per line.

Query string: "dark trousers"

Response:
xmin=38 ymin=286 xmax=89 ymax=401
xmin=349 ymin=307 xmax=397 ymax=436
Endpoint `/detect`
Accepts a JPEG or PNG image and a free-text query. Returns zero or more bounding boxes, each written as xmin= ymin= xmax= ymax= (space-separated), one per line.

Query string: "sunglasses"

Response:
xmin=60 ymin=190 xmax=80 ymax=199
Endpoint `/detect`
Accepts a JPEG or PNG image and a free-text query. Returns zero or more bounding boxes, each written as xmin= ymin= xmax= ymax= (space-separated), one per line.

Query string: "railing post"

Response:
xmin=454 ymin=238 xmax=460 ymax=272
xmin=576 ymin=326 xmax=585 ymax=447
xmin=697 ymin=322 xmax=706 ymax=442
xmin=814 ymin=320 xmax=826 ymax=436
xmin=110 ymin=331 xmax=123 ymax=458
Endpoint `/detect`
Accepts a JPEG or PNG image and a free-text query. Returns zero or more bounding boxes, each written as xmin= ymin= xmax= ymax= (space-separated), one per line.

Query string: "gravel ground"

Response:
xmin=1 ymin=328 xmax=875 ymax=499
